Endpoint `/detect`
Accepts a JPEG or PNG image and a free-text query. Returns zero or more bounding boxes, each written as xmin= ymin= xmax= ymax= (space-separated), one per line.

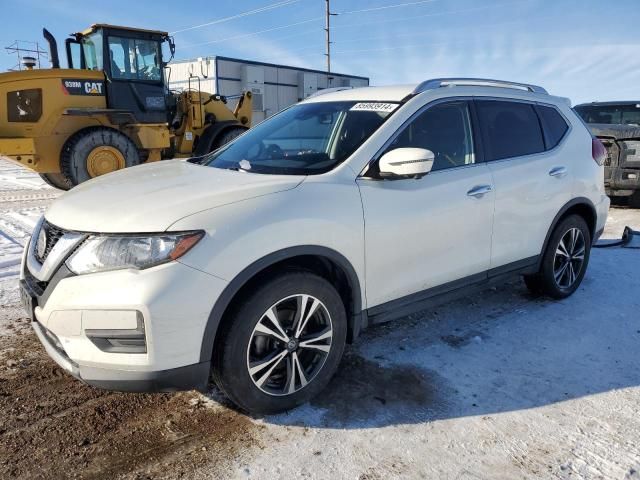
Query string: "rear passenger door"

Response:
xmin=475 ymin=99 xmax=572 ymax=270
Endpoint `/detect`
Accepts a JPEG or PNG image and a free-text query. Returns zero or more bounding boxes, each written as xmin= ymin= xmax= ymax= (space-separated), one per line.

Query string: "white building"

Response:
xmin=167 ymin=56 xmax=370 ymax=123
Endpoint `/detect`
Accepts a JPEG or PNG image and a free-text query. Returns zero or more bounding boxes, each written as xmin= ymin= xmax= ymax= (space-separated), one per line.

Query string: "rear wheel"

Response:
xmin=60 ymin=128 xmax=141 ymax=187
xmin=212 ymin=271 xmax=347 ymax=414
xmin=523 ymin=214 xmax=591 ymax=299
xmin=39 ymin=172 xmax=72 ymax=191
xmin=211 ymin=127 xmax=247 ymax=151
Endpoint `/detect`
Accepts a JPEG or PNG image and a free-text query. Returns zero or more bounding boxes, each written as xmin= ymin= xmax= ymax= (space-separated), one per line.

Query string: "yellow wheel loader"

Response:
xmin=0 ymin=25 xmax=252 ymax=189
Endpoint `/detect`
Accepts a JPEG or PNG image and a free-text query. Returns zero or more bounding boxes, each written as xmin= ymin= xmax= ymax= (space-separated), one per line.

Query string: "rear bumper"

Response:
xmin=32 ymin=320 xmax=210 ymax=392
xmin=595 ymin=194 xmax=610 ymax=241
xmin=0 ymin=137 xmax=37 ymax=167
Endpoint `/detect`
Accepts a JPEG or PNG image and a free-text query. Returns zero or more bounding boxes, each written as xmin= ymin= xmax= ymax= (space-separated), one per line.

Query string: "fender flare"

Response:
xmin=199 ymin=245 xmax=364 ymax=363
xmin=536 ymin=196 xmax=597 ymax=269
xmin=193 ymin=121 xmax=247 ymax=157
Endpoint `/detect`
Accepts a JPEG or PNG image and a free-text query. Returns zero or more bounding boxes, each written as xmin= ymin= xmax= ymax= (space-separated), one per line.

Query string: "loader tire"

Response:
xmin=212 ymin=127 xmax=247 ymax=151
xmin=61 ymin=128 xmax=141 ymax=187
xmin=39 ymin=173 xmax=72 ymax=191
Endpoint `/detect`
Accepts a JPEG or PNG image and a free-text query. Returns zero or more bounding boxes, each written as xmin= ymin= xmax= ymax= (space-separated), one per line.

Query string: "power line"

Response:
xmin=285 ymin=15 xmax=530 ymax=54
xmin=170 ymin=0 xmax=300 ymax=35
xmin=180 ymin=0 xmax=443 ymax=47
xmin=338 ymin=0 xmax=439 ymax=15
xmin=332 ymin=0 xmax=531 ymax=29
xmin=180 ymin=16 xmax=322 ymax=48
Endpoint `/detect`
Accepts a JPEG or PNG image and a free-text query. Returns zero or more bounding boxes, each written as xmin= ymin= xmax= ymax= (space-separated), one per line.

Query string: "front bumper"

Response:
xmin=21 ymin=228 xmax=227 ymax=393
xmin=605 ymin=166 xmax=640 ymax=196
xmin=32 ymin=320 xmax=209 ymax=392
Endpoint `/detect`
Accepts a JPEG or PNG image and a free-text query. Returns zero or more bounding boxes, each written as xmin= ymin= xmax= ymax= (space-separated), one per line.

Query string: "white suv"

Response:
xmin=20 ymin=78 xmax=610 ymax=414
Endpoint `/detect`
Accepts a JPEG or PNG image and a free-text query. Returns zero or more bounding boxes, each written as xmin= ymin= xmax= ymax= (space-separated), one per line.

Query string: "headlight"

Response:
xmin=65 ymin=231 xmax=204 ymax=275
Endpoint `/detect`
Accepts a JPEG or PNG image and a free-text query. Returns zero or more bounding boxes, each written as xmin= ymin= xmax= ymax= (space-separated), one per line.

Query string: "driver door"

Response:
xmin=105 ymin=34 xmax=167 ymax=123
xmin=357 ymin=100 xmax=495 ymax=310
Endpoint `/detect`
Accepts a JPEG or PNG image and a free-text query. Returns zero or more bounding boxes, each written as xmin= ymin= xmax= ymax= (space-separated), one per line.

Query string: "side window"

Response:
xmin=387 ymin=102 xmax=475 ymax=171
xmin=107 ymin=39 xmax=127 ymax=79
xmin=108 ymin=36 xmax=161 ymax=82
xmin=476 ymin=100 xmax=545 ymax=161
xmin=536 ymin=105 xmax=569 ymax=149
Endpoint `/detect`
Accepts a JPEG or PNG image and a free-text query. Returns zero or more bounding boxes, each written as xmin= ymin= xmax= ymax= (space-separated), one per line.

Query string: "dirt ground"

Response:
xmin=1 ymin=160 xmax=640 ymax=479
xmin=0 ymin=306 xmax=259 ymax=480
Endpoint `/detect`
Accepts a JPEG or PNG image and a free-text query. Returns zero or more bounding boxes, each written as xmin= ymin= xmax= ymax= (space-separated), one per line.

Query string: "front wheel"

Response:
xmin=60 ymin=128 xmax=141 ymax=187
xmin=524 ymin=214 xmax=591 ymax=299
xmin=212 ymin=272 xmax=347 ymax=414
xmin=39 ymin=172 xmax=72 ymax=191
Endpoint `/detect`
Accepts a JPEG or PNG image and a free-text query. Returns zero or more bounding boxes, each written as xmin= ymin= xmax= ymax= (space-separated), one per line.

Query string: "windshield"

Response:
xmin=575 ymin=104 xmax=640 ymax=126
xmin=81 ymin=32 xmax=103 ymax=70
xmin=203 ymin=101 xmax=398 ymax=175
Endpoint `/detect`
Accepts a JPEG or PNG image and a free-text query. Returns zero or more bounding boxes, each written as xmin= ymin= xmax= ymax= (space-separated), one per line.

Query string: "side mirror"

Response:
xmin=378 ymin=148 xmax=435 ymax=179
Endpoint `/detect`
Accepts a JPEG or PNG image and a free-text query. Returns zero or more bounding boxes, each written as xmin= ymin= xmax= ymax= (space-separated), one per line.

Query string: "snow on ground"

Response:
xmin=244 ymin=245 xmax=640 ymax=479
xmin=0 ymin=161 xmax=59 ymax=308
xmin=1 ymin=158 xmax=640 ymax=479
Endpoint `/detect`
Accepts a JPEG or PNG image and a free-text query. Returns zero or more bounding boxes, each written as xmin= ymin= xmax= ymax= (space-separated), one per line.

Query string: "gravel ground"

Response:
xmin=1 ymin=159 xmax=639 ymax=479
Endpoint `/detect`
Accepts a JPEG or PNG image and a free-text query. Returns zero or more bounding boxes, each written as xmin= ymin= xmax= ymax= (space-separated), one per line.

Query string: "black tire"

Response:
xmin=212 ymin=271 xmax=347 ymax=414
xmin=212 ymin=127 xmax=247 ymax=151
xmin=39 ymin=172 xmax=72 ymax=191
xmin=629 ymin=191 xmax=640 ymax=209
xmin=523 ymin=274 xmax=543 ymax=295
xmin=60 ymin=128 xmax=140 ymax=187
xmin=524 ymin=214 xmax=591 ymax=299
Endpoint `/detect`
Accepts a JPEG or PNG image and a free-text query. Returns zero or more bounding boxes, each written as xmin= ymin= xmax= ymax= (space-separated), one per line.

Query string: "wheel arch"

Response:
xmin=537 ymin=197 xmax=597 ymax=269
xmin=199 ymin=246 xmax=364 ymax=363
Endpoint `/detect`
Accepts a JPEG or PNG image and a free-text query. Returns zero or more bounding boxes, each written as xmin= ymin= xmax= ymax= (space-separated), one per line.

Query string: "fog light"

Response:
xmin=85 ymin=312 xmax=147 ymax=354
xmin=627 ymin=173 xmax=637 ymax=179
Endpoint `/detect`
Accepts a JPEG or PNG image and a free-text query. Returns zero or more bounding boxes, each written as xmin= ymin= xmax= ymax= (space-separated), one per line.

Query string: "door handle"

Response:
xmin=466 ymin=185 xmax=493 ymax=198
xmin=549 ymin=166 xmax=568 ymax=178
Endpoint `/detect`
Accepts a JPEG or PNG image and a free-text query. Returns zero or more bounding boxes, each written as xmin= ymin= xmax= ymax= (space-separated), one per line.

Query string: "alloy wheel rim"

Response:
xmin=553 ymin=227 xmax=586 ymax=289
xmin=247 ymin=294 xmax=333 ymax=396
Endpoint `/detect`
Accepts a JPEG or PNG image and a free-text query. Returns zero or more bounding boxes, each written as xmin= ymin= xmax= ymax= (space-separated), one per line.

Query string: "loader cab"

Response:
xmin=65 ymin=24 xmax=173 ymax=123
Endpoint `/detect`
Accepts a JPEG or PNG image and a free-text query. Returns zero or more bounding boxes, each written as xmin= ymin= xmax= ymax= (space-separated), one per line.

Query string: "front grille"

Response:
xmin=599 ymin=139 xmax=619 ymax=167
xmin=23 ymin=265 xmax=47 ymax=297
xmin=35 ymin=221 xmax=66 ymax=263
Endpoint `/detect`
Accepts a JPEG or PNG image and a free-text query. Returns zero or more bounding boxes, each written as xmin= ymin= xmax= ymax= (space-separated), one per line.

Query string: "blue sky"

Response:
xmin=1 ymin=0 xmax=639 ymax=104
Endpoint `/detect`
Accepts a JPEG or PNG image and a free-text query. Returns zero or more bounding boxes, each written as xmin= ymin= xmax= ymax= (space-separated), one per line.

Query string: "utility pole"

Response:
xmin=324 ymin=0 xmax=337 ymax=85
xmin=4 ymin=40 xmax=48 ymax=71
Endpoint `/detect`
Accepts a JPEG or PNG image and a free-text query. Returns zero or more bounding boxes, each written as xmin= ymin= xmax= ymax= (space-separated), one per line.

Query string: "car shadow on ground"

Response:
xmin=257 ymin=248 xmax=640 ymax=429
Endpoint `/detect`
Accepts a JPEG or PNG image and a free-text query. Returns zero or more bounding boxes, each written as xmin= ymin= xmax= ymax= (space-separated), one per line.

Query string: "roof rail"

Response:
xmin=413 ymin=78 xmax=548 ymax=95
xmin=306 ymin=86 xmax=354 ymax=98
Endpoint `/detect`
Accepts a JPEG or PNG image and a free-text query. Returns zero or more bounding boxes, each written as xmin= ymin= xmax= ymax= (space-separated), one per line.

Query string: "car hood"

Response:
xmin=45 ymin=160 xmax=304 ymax=233
xmin=588 ymin=123 xmax=640 ymax=140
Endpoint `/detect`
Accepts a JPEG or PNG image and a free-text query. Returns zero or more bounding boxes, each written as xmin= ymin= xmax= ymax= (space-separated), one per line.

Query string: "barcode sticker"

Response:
xmin=350 ymin=102 xmax=399 ymax=113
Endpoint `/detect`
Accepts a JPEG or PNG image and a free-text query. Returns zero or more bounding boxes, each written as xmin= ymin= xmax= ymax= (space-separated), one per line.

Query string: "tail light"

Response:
xmin=592 ymin=137 xmax=607 ymax=166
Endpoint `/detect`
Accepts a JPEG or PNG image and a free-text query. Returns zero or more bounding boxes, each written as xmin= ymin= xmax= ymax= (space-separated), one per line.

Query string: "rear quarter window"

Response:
xmin=536 ymin=105 xmax=569 ymax=149
xmin=476 ymin=100 xmax=545 ymax=161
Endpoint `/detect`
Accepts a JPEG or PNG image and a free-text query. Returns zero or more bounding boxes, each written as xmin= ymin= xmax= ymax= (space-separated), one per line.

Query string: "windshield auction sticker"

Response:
xmin=350 ymin=102 xmax=399 ymax=113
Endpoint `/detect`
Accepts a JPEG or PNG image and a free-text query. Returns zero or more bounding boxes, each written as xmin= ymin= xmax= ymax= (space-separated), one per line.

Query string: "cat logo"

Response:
xmin=61 ymin=78 xmax=105 ymax=96
xmin=84 ymin=82 xmax=103 ymax=94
